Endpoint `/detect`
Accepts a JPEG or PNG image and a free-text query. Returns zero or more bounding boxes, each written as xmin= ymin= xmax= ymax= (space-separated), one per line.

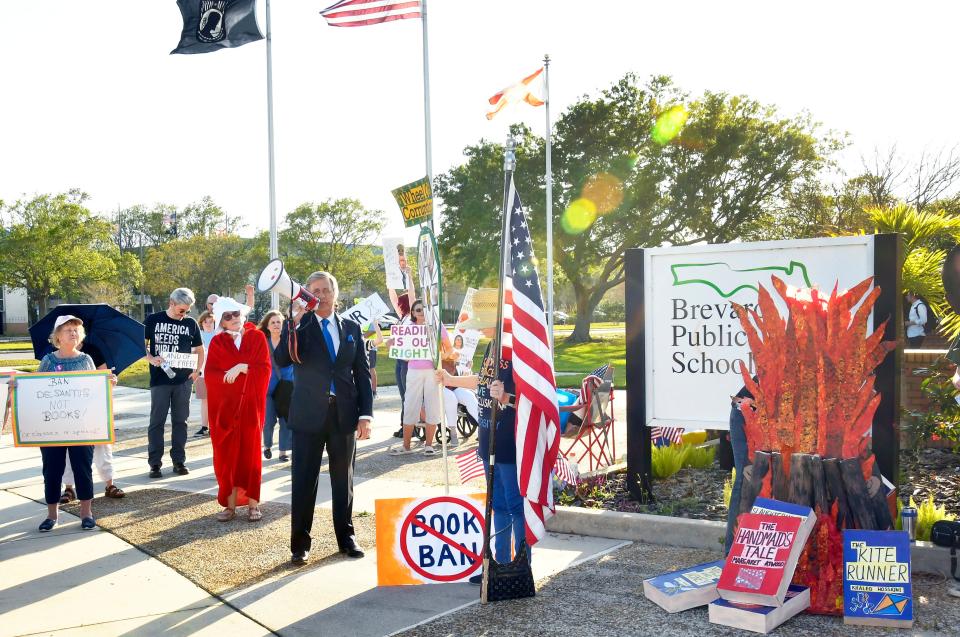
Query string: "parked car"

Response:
xmin=553 ymin=311 xmax=570 ymax=325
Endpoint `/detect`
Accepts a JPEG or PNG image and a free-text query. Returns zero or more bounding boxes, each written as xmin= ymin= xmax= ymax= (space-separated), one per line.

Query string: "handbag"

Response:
xmin=272 ymin=379 xmax=294 ymax=419
xmin=485 ymin=541 xmax=535 ymax=602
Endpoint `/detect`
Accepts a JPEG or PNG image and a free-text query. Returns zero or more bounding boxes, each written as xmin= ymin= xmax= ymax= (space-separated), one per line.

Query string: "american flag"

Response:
xmin=320 ymin=0 xmax=421 ymax=28
xmin=580 ymin=363 xmax=610 ymax=404
xmin=502 ymin=178 xmax=561 ymax=545
xmin=456 ymin=450 xmax=486 ymax=484
xmin=553 ymin=455 xmax=579 ymax=486
xmin=650 ymin=426 xmax=685 ymax=445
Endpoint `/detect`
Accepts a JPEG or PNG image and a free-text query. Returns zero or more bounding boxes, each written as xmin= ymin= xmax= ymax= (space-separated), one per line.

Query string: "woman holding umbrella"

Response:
xmin=204 ymin=298 xmax=271 ymax=522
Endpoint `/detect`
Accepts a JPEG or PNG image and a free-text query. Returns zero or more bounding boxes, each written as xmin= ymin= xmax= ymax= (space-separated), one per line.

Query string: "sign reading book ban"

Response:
xmin=11 ymin=371 xmax=114 ymax=447
xmin=375 ymin=494 xmax=486 ymax=586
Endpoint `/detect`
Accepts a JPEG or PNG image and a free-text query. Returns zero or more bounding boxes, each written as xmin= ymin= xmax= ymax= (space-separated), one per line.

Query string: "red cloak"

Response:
xmin=205 ymin=323 xmax=271 ymax=507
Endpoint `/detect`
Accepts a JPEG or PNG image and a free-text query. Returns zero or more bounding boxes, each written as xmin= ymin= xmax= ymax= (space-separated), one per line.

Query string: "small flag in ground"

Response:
xmin=486 ymin=68 xmax=545 ymax=120
xmin=320 ymin=0 xmax=421 ymax=28
xmin=553 ymin=455 xmax=579 ymax=486
xmin=650 ymin=426 xmax=685 ymax=445
xmin=580 ymin=363 xmax=609 ymax=403
xmin=171 ymin=0 xmax=264 ymax=55
xmin=456 ymin=450 xmax=486 ymax=484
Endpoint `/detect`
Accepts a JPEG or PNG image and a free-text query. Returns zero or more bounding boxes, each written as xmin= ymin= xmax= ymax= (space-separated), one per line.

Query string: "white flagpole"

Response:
xmin=544 ymin=54 xmax=554 ymax=349
xmin=266 ymin=0 xmax=279 ymax=310
xmin=421 ymin=0 xmax=434 ymax=196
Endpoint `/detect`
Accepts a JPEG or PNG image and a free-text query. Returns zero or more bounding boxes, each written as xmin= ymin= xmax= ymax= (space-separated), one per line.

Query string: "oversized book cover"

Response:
xmin=718 ymin=513 xmax=804 ymax=606
xmin=842 ymin=530 xmax=913 ymax=628
xmin=643 ymin=560 xmax=724 ymax=613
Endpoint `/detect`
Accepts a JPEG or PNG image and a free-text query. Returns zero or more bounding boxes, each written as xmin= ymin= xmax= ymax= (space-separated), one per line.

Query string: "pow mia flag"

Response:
xmin=171 ymin=0 xmax=264 ymax=55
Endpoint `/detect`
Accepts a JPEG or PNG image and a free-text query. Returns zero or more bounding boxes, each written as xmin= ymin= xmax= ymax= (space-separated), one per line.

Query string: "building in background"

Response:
xmin=1 ymin=287 xmax=28 ymax=336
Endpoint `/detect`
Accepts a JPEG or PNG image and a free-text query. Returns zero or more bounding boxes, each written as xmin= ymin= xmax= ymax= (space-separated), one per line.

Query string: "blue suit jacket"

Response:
xmin=274 ymin=311 xmax=373 ymax=434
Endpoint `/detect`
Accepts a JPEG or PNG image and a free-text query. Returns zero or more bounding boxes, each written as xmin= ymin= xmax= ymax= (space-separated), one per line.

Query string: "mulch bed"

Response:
xmin=63 ymin=488 xmax=376 ymax=595
xmin=564 ymin=448 xmax=959 ymax=520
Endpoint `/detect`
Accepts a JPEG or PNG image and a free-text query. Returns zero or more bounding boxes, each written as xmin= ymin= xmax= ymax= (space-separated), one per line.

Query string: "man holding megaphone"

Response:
xmin=263 ymin=264 xmax=373 ymax=565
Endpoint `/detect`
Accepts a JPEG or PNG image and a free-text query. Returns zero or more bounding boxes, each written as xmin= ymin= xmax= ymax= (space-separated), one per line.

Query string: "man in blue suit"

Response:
xmin=275 ymin=271 xmax=373 ymax=564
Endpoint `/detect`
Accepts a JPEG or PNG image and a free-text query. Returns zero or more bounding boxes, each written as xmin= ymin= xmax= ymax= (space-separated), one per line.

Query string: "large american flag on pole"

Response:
xmin=320 ymin=0 xmax=421 ymax=28
xmin=503 ymin=177 xmax=561 ymax=545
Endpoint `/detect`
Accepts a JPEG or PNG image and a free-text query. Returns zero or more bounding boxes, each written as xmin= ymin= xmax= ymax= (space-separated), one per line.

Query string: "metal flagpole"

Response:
xmin=421 ymin=0 xmax=434 ymax=195
xmin=266 ymin=0 xmax=280 ymax=310
xmin=481 ymin=136 xmax=516 ymax=604
xmin=544 ymin=54 xmax=554 ymax=350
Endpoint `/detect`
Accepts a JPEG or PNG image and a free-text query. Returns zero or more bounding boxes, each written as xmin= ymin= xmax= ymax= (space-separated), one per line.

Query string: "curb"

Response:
xmin=546 ymin=506 xmax=955 ymax=577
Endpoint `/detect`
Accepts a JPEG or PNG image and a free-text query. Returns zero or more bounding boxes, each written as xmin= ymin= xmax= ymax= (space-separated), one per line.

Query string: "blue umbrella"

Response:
xmin=29 ymin=304 xmax=146 ymax=375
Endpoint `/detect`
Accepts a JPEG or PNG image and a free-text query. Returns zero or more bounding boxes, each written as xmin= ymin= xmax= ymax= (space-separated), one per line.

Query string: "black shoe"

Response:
xmin=264 ymin=447 xmax=272 ymax=460
xmin=194 ymin=427 xmax=208 ymax=437
xmin=279 ymin=454 xmax=289 ymax=462
xmin=172 ymin=463 xmax=189 ymax=476
xmin=340 ymin=541 xmax=365 ymax=559
xmin=291 ymin=550 xmax=309 ymax=565
xmin=393 ymin=426 xmax=404 ymax=438
xmin=149 ymin=465 xmax=162 ymax=479
xmin=469 ymin=574 xmax=482 ymax=586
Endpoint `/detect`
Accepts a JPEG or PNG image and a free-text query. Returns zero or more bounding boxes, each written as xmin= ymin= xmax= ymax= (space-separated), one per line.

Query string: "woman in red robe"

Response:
xmin=205 ymin=299 xmax=272 ymax=522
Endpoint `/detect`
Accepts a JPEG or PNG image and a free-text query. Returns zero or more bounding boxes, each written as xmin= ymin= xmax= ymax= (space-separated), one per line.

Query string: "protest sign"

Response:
xmin=161 ymin=352 xmax=199 ymax=369
xmin=417 ymin=226 xmax=443 ymax=363
xmin=376 ymin=494 xmax=486 ymax=585
xmin=454 ymin=329 xmax=482 ymax=374
xmin=389 ymin=324 xmax=432 ymax=361
xmin=342 ymin=293 xmax=391 ymax=328
xmin=456 ymin=287 xmax=498 ymax=331
xmin=0 ymin=373 xmax=11 ymax=435
xmin=392 ymin=177 xmax=434 ymax=227
xmin=12 ymin=371 xmax=114 ymax=447
xmin=383 ymin=237 xmax=409 ymax=290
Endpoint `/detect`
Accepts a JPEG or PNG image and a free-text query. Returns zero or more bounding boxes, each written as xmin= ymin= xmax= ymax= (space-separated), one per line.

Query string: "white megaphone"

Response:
xmin=256 ymin=259 xmax=319 ymax=311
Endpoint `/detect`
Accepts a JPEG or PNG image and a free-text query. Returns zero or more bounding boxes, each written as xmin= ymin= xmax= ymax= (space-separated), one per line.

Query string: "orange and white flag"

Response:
xmin=486 ymin=68 xmax=545 ymax=120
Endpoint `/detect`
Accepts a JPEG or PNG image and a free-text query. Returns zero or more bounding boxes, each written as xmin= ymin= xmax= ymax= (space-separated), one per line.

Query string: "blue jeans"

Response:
xmin=482 ymin=460 xmax=528 ymax=564
xmin=263 ymin=395 xmax=291 ymax=452
xmin=724 ymin=404 xmax=749 ymax=553
xmin=395 ymin=359 xmax=408 ymax=424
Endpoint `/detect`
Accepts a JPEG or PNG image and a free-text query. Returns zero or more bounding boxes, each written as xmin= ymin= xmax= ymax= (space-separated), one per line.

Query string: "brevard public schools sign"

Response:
xmin=644 ymin=236 xmax=875 ymax=431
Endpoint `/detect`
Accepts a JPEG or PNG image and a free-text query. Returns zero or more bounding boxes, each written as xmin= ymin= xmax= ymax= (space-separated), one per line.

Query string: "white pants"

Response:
xmin=403 ymin=367 xmax=442 ymax=425
xmin=64 ymin=444 xmax=114 ymax=485
xmin=443 ymin=387 xmax=479 ymax=437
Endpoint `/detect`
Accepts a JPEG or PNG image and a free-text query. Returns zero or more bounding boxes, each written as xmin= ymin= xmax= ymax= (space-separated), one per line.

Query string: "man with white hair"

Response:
xmin=144 ymin=287 xmax=204 ymax=478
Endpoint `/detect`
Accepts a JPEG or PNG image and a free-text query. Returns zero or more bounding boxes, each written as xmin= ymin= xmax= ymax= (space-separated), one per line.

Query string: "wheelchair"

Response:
xmin=414 ymin=403 xmax=479 ymax=445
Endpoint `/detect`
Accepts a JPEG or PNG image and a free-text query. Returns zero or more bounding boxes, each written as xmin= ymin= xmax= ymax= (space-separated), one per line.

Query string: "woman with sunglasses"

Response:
xmin=204 ymin=298 xmax=272 ymax=522
xmin=389 ymin=300 xmax=442 ymax=455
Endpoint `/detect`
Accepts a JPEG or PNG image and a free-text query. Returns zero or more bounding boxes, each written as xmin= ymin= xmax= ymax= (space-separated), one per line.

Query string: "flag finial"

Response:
xmin=505 ymin=136 xmax=516 ymax=171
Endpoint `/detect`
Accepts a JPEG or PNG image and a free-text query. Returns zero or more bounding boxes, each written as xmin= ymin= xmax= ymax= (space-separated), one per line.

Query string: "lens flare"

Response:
xmin=581 ymin=173 xmax=624 ymax=215
xmin=651 ymin=104 xmax=688 ymax=145
xmin=561 ymin=198 xmax=598 ymax=234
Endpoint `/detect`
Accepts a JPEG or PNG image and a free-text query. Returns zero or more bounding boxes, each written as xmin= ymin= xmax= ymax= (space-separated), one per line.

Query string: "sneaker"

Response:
xmin=81 ymin=517 xmax=97 ymax=530
xmin=279 ymin=454 xmax=289 ymax=462
xmin=264 ymin=447 xmax=273 ymax=460
xmin=172 ymin=463 xmax=189 ymax=476
xmin=38 ymin=518 xmax=57 ymax=532
xmin=392 ymin=427 xmax=404 ymax=438
xmin=469 ymin=574 xmax=482 ymax=586
xmin=194 ymin=427 xmax=209 ymax=437
xmin=149 ymin=465 xmax=162 ymax=479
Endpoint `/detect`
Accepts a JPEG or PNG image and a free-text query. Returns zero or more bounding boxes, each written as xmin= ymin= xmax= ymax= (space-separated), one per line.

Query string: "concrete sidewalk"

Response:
xmin=1 ymin=387 xmax=630 ymax=637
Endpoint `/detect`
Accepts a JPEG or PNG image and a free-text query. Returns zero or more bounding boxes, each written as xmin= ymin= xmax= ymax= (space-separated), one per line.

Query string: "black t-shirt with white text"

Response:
xmin=144 ymin=310 xmax=202 ymax=386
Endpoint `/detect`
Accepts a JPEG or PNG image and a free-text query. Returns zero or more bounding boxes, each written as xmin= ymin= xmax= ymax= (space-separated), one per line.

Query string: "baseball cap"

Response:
xmin=54 ymin=315 xmax=83 ymax=330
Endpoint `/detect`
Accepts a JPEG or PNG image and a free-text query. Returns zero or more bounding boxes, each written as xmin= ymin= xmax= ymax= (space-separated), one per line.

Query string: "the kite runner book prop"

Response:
xmin=642 ymin=560 xmax=724 ymax=612
xmin=709 ymin=585 xmax=810 ymax=634
xmin=718 ymin=512 xmax=811 ymax=606
xmin=842 ymin=530 xmax=913 ymax=628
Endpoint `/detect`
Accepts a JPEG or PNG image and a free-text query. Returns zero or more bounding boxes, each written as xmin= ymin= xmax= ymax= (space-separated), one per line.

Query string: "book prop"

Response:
xmin=643 ymin=560 xmax=724 ymax=613
xmin=718 ymin=512 xmax=813 ymax=606
xmin=731 ymin=276 xmax=897 ymax=614
xmin=842 ymin=530 xmax=913 ymax=628
xmin=709 ymin=585 xmax=810 ymax=634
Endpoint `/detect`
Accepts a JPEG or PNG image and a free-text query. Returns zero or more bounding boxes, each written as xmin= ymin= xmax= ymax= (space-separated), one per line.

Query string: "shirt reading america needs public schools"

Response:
xmin=143 ymin=311 xmax=202 ymax=386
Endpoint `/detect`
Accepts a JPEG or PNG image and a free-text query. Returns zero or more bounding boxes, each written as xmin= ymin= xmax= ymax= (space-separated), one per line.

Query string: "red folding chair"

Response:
xmin=561 ymin=365 xmax=616 ymax=472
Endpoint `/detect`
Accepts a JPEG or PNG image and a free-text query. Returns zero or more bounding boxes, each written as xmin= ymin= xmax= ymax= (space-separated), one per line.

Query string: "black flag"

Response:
xmin=171 ymin=0 xmax=264 ymax=55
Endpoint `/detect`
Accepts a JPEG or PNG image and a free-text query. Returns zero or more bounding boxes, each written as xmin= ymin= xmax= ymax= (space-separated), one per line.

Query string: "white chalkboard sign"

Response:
xmin=12 ymin=371 xmax=114 ymax=447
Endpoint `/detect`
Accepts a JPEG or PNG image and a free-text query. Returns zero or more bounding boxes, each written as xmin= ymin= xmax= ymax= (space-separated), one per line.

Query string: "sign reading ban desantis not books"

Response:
xmin=12 ymin=371 xmax=114 ymax=447
xmin=642 ymin=235 xmax=875 ymax=430
xmin=391 ymin=176 xmax=434 ymax=227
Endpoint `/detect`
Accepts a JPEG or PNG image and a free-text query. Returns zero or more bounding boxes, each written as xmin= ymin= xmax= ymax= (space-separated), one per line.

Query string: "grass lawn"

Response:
xmin=0 ymin=359 xmax=39 ymax=372
xmin=0 ymin=341 xmax=33 ymax=351
xmin=553 ymin=321 xmax=625 ymax=332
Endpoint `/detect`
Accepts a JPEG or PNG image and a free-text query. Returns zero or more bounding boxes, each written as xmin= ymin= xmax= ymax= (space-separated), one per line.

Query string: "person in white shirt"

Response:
xmin=904 ymin=292 xmax=928 ymax=349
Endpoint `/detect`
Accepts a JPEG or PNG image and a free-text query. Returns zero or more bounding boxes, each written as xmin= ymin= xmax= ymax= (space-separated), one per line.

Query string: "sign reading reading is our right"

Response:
xmin=643 ymin=236 xmax=875 ymax=431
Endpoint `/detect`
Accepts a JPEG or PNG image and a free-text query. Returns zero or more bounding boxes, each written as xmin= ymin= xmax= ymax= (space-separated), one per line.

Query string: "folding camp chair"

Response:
xmin=561 ymin=365 xmax=616 ymax=472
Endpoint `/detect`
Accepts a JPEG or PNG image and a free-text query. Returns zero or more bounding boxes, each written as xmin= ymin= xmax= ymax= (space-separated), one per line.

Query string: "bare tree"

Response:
xmin=860 ymin=146 xmax=906 ymax=208
xmin=908 ymin=146 xmax=960 ymax=212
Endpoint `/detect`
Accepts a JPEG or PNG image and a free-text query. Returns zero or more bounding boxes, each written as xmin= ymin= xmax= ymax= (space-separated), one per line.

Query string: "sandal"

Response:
xmin=104 ymin=485 xmax=125 ymax=499
xmin=59 ymin=486 xmax=76 ymax=505
xmin=388 ymin=446 xmax=418 ymax=456
xmin=248 ymin=507 xmax=262 ymax=522
xmin=216 ymin=508 xmax=236 ymax=522
xmin=423 ymin=445 xmax=436 ymax=456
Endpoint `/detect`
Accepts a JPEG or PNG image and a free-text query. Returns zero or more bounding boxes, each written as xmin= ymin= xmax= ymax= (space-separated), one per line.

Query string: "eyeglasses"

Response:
xmin=413 ymin=308 xmax=424 ymax=313
xmin=222 ymin=311 xmax=242 ymax=320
